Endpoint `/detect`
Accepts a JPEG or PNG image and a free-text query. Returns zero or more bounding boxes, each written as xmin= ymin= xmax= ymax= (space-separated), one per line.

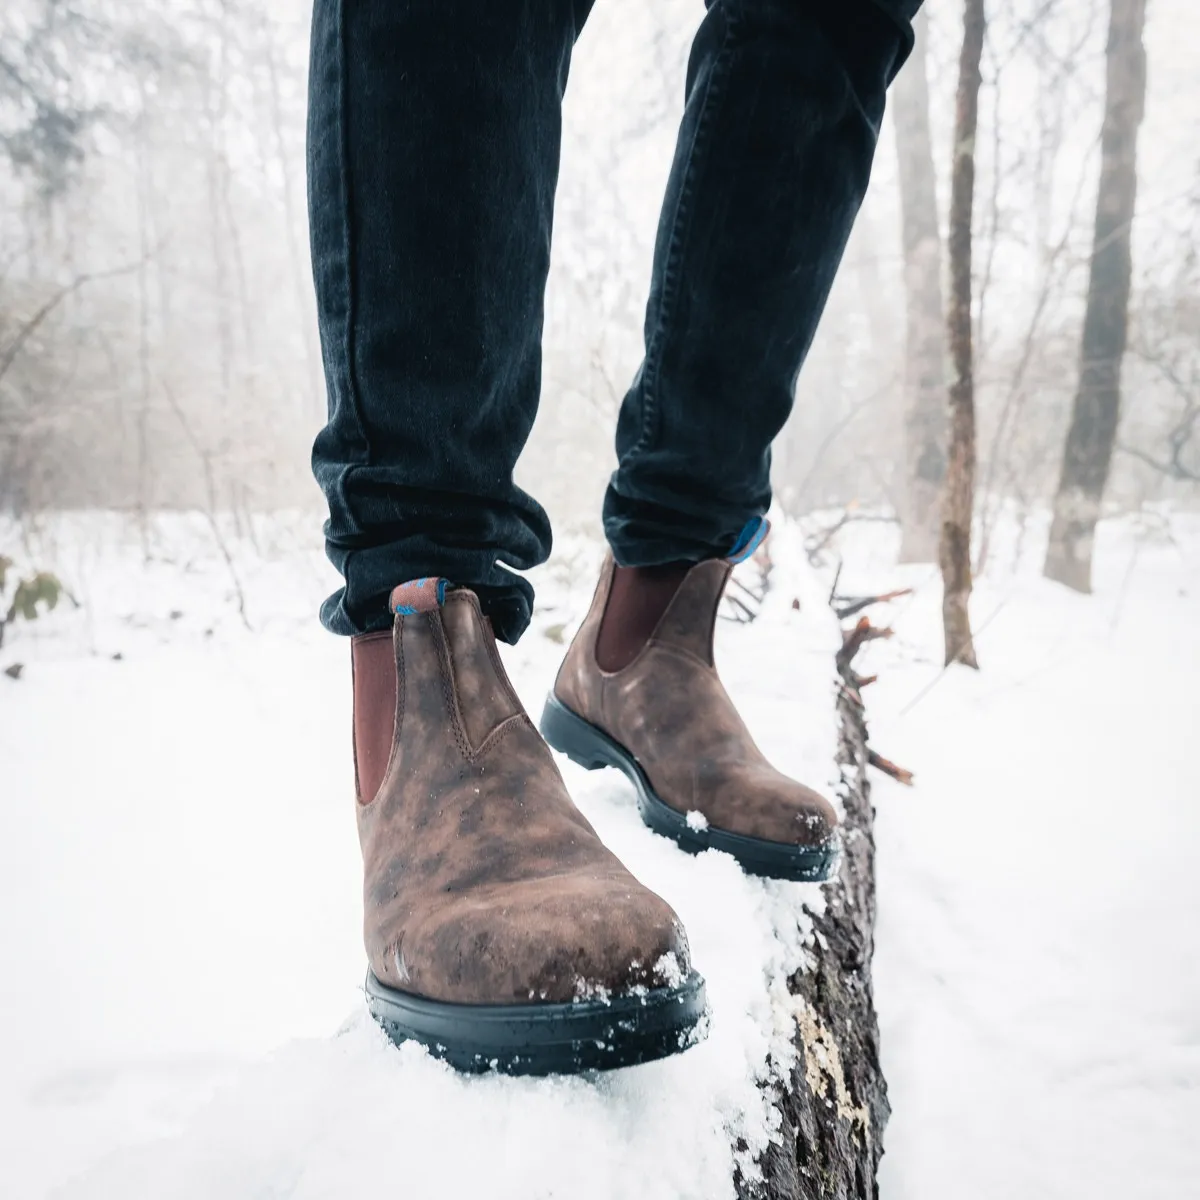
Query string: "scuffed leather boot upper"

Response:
xmin=351 ymin=586 xmax=691 ymax=1005
xmin=554 ymin=557 xmax=839 ymax=850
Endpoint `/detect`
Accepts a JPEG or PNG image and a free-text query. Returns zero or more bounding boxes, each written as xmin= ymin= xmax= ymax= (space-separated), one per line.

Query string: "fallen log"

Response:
xmin=738 ymin=600 xmax=892 ymax=1199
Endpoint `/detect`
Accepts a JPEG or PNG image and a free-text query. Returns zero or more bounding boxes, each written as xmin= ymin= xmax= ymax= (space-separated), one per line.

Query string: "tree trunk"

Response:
xmin=1044 ymin=0 xmax=1147 ymax=592
xmin=940 ymin=0 xmax=985 ymax=670
xmin=739 ymin=604 xmax=894 ymax=1199
xmin=893 ymin=11 xmax=947 ymax=564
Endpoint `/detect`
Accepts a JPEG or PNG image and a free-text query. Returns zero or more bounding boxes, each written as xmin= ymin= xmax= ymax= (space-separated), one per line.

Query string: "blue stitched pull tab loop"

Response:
xmin=727 ymin=517 xmax=770 ymax=565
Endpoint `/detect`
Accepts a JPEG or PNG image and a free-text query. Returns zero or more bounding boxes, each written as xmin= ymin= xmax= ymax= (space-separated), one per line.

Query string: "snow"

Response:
xmin=835 ymin=508 xmax=1200 ymax=1200
xmin=1 ymin=508 xmax=1197 ymax=1198
xmin=0 ymin=512 xmax=840 ymax=1200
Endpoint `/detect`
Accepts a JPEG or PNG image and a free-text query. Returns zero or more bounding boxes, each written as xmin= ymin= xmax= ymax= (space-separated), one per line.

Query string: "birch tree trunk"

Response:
xmin=940 ymin=0 xmax=985 ymax=670
xmin=1044 ymin=0 xmax=1148 ymax=592
xmin=893 ymin=11 xmax=947 ymax=564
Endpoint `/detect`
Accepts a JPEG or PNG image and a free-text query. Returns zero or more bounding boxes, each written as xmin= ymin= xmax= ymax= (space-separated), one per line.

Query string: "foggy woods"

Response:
xmin=1 ymin=2 xmax=1198 ymax=1198
xmin=1 ymin=0 xmax=1196 ymax=538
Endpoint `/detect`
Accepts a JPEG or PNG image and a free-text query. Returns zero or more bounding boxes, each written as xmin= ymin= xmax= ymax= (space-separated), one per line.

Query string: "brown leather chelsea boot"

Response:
xmin=541 ymin=550 xmax=840 ymax=882
xmin=351 ymin=577 xmax=706 ymax=1074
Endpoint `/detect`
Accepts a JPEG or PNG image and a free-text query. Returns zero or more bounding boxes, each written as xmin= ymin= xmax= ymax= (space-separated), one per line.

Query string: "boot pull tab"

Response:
xmin=390 ymin=577 xmax=451 ymax=615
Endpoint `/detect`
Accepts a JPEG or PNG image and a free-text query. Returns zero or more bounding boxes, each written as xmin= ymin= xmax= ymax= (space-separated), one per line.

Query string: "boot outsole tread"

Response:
xmin=540 ymin=693 xmax=840 ymax=883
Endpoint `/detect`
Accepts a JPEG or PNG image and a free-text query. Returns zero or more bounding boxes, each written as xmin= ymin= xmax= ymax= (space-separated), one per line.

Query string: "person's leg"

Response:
xmin=308 ymin=0 xmax=594 ymax=645
xmin=604 ymin=0 xmax=921 ymax=564
xmin=546 ymin=0 xmax=922 ymax=881
xmin=307 ymin=0 xmax=706 ymax=1075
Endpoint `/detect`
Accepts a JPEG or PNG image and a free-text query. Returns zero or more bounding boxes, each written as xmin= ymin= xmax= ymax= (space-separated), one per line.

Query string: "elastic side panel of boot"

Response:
xmin=351 ymin=629 xmax=400 ymax=805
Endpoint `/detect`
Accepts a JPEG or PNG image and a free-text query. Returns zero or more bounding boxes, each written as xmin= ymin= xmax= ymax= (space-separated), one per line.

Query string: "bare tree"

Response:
xmin=1122 ymin=316 xmax=1200 ymax=484
xmin=254 ymin=10 xmax=323 ymax=418
xmin=940 ymin=0 xmax=986 ymax=669
xmin=893 ymin=10 xmax=947 ymax=563
xmin=1044 ymin=0 xmax=1148 ymax=591
xmin=0 ymin=4 xmax=94 ymax=199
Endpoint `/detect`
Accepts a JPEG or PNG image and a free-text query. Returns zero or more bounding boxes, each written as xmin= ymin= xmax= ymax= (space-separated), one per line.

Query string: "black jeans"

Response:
xmin=308 ymin=0 xmax=921 ymax=643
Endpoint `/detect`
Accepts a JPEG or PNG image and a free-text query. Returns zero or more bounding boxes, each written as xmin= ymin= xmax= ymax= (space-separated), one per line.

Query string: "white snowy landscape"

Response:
xmin=1 ymin=510 xmax=1196 ymax=1199
xmin=3 ymin=0 xmax=1198 ymax=1193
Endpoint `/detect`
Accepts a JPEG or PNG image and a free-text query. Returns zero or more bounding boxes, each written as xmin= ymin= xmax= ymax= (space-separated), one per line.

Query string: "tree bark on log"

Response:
xmin=737 ymin=602 xmax=893 ymax=1200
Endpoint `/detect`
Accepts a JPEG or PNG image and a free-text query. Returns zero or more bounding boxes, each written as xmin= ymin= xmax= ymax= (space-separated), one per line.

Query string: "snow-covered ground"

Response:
xmin=1 ymin=508 xmax=1197 ymax=1198
xmin=848 ymin=509 xmax=1200 ymax=1200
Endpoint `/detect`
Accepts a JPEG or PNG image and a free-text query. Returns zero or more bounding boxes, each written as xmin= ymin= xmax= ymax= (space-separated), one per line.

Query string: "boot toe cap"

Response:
xmin=393 ymin=872 xmax=692 ymax=1005
xmin=697 ymin=764 xmax=839 ymax=850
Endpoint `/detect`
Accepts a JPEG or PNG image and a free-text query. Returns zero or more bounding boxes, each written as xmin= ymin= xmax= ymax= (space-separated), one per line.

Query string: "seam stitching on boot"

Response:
xmin=429 ymin=612 xmax=473 ymax=761
xmin=471 ymin=712 xmax=527 ymax=762
xmin=652 ymin=561 xmax=726 ymax=669
xmin=706 ymin=562 xmax=733 ymax=664
xmin=443 ymin=593 xmax=522 ymax=756
xmin=479 ymin=614 xmax=525 ymax=718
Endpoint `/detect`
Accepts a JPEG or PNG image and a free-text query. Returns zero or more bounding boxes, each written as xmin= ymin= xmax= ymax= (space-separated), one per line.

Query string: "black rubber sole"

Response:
xmin=540 ymin=693 xmax=840 ymax=883
xmin=365 ymin=968 xmax=707 ymax=1075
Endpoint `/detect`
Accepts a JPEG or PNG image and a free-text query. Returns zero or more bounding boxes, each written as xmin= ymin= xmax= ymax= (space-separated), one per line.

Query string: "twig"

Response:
xmin=160 ymin=382 xmax=251 ymax=631
xmin=0 ymin=259 xmax=148 ymax=384
xmin=867 ymin=750 xmax=915 ymax=787
xmin=897 ymin=595 xmax=1012 ymax=717
xmin=833 ymin=588 xmax=914 ymax=620
xmin=791 ymin=378 xmax=898 ymax=504
xmin=841 ymin=616 xmax=894 ymax=661
xmin=719 ymin=593 xmax=758 ymax=624
xmin=827 ymin=560 xmax=844 ymax=607
xmin=805 ymin=510 xmax=899 ymax=563
xmin=728 ymin=575 xmax=767 ymax=607
xmin=1118 ymin=435 xmax=1199 ymax=483
xmin=974 ymin=106 xmax=1103 ymax=575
